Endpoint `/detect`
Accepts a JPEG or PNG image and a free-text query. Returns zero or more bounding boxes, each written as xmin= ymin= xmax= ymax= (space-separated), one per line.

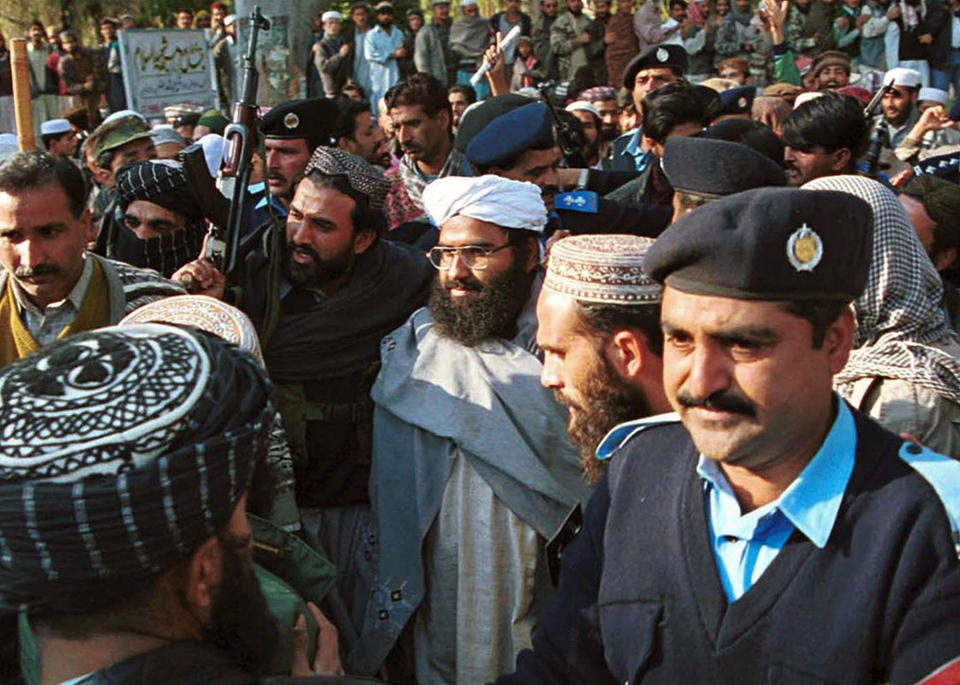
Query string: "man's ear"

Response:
xmin=604 ymin=329 xmax=647 ymax=381
xmin=92 ymin=165 xmax=112 ymax=188
xmin=934 ymin=247 xmax=957 ymax=272
xmin=830 ymin=147 xmax=852 ymax=171
xmin=79 ymin=208 xmax=94 ymax=246
xmin=522 ymin=235 xmax=540 ymax=273
xmin=353 ymin=227 xmax=377 ymax=255
xmin=183 ymin=536 xmax=223 ymax=623
xmin=825 ymin=305 xmax=856 ymax=375
xmin=437 ymin=108 xmax=451 ymax=134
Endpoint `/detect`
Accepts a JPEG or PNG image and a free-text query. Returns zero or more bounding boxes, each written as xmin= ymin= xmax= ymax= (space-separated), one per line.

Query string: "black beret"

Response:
xmin=663 ymin=137 xmax=786 ymax=195
xmin=453 ymin=93 xmax=530 ymax=153
xmin=260 ymin=98 xmax=339 ymax=149
xmin=465 ymin=101 xmax=555 ymax=168
xmin=717 ymin=85 xmax=755 ymax=116
xmin=622 ymin=44 xmax=688 ymax=90
xmin=645 ymin=187 xmax=873 ymax=302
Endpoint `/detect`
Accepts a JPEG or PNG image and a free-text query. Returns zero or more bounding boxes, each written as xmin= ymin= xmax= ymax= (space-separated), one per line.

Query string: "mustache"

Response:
xmin=15 ymin=264 xmax=59 ymax=278
xmin=445 ymin=277 xmax=483 ymax=291
xmin=401 ymin=141 xmax=424 ymax=153
xmin=288 ymin=242 xmax=320 ymax=262
xmin=676 ymin=390 xmax=756 ymax=417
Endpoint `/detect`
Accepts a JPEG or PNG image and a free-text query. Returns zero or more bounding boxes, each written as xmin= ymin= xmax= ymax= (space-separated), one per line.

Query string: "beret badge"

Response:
xmin=284 ymin=112 xmax=300 ymax=129
xmin=656 ymin=47 xmax=669 ymax=62
xmin=787 ymin=223 xmax=823 ymax=272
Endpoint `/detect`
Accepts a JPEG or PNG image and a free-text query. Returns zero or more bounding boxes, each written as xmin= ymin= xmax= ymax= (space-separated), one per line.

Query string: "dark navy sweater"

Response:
xmin=498 ymin=409 xmax=960 ymax=684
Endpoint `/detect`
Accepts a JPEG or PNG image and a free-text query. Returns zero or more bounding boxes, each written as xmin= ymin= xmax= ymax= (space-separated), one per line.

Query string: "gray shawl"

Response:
xmin=348 ymin=284 xmax=587 ymax=674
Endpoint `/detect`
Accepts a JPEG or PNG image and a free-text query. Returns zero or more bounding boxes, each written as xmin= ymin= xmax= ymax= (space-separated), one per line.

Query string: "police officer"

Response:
xmin=498 ymin=186 xmax=960 ymax=684
xmin=609 ymin=43 xmax=687 ymax=173
xmin=463 ymin=97 xmax=673 ymax=237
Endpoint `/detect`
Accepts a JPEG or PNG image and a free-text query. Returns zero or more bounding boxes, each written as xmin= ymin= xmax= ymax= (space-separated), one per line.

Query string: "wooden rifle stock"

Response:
xmin=210 ymin=6 xmax=270 ymax=281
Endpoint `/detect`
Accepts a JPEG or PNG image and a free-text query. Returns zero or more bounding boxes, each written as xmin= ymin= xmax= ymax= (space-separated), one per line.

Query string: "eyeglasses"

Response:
xmin=427 ymin=243 xmax=512 ymax=270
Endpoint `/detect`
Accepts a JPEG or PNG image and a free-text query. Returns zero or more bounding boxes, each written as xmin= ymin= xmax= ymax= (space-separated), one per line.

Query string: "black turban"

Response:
xmin=0 ymin=324 xmax=275 ymax=613
xmin=116 ymin=160 xmax=204 ymax=220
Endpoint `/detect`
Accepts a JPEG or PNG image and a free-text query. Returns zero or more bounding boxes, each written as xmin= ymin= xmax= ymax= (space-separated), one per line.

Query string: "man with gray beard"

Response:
xmin=352 ymin=175 xmax=586 ymax=684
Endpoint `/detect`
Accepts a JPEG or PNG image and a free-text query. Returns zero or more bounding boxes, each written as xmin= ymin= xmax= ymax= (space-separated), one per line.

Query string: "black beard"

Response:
xmin=281 ymin=239 xmax=354 ymax=290
xmin=202 ymin=541 xmax=279 ymax=675
xmin=557 ymin=353 xmax=650 ymax=484
xmin=600 ymin=126 xmax=619 ymax=142
xmin=428 ymin=260 xmax=533 ymax=347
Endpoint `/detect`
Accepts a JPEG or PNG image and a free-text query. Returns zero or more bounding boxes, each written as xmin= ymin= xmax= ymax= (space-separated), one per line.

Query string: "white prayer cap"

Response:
xmin=103 ymin=109 xmax=148 ymax=126
xmin=224 ymin=14 xmax=237 ymax=26
xmin=565 ymin=101 xmax=600 ymax=117
xmin=883 ymin=67 xmax=922 ymax=89
xmin=544 ymin=235 xmax=661 ymax=305
xmin=40 ymin=119 xmax=72 ymax=136
xmin=918 ymin=87 xmax=949 ymax=105
xmin=793 ymin=91 xmax=825 ymax=109
xmin=462 ymin=0 xmax=478 ymax=6
xmin=197 ymin=133 xmax=225 ymax=177
xmin=322 ymin=10 xmax=343 ymax=22
xmin=423 ymin=175 xmax=547 ymax=233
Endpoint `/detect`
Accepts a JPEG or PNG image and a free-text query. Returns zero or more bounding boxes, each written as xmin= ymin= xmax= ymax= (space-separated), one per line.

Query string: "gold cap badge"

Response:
xmin=787 ymin=223 xmax=823 ymax=272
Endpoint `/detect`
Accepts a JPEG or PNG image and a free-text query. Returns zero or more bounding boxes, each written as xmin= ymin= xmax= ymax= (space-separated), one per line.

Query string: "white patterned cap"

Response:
xmin=304 ymin=146 xmax=391 ymax=210
xmin=119 ymin=295 xmax=263 ymax=364
xmin=544 ymin=235 xmax=661 ymax=304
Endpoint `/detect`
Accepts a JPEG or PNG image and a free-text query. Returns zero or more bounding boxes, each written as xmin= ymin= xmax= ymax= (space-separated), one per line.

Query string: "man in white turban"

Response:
xmin=350 ymin=175 xmax=588 ymax=684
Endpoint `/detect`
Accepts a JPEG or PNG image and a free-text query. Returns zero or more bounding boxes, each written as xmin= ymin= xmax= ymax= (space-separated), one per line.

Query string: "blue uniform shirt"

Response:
xmin=251 ymin=181 xmax=288 ymax=217
xmin=696 ymin=400 xmax=857 ymax=602
xmin=613 ymin=128 xmax=653 ymax=174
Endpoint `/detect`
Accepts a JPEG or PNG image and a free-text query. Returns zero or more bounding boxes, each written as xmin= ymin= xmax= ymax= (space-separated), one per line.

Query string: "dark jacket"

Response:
xmin=498 ymin=409 xmax=960 ymax=684
xmin=922 ymin=0 xmax=951 ymax=69
xmin=71 ymin=640 xmax=386 ymax=684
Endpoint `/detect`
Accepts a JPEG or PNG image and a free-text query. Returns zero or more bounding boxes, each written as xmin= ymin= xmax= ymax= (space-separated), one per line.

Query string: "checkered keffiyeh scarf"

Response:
xmin=804 ymin=175 xmax=960 ymax=404
xmin=0 ymin=324 xmax=274 ymax=612
xmin=398 ymin=147 xmax=464 ymax=214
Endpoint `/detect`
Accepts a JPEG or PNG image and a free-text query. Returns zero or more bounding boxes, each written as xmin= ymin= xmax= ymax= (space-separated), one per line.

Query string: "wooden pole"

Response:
xmin=10 ymin=39 xmax=36 ymax=152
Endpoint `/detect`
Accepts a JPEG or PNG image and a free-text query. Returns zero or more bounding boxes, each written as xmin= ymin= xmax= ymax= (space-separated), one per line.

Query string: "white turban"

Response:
xmin=422 ymin=175 xmax=547 ymax=233
xmin=322 ymin=10 xmax=343 ymax=22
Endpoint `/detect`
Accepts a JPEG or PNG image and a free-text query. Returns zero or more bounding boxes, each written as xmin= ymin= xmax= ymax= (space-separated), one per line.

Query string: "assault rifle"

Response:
xmin=863 ymin=82 xmax=893 ymax=180
xmin=207 ymin=6 xmax=270 ymax=281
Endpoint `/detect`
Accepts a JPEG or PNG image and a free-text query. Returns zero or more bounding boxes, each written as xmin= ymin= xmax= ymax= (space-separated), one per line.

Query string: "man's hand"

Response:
xmin=392 ymin=45 xmax=408 ymax=58
xmin=918 ymin=32 xmax=933 ymax=43
xmin=339 ymin=43 xmax=351 ymax=56
xmin=577 ymin=30 xmax=593 ymax=44
xmin=172 ymin=258 xmax=226 ymax=299
xmin=762 ymin=0 xmax=788 ymax=42
xmin=887 ymin=4 xmax=902 ymax=20
xmin=836 ymin=14 xmax=850 ymax=29
xmin=481 ymin=32 xmax=509 ymax=95
xmin=911 ymin=105 xmax=956 ymax=139
xmin=291 ymin=602 xmax=344 ymax=677
xmin=856 ymin=12 xmax=870 ymax=28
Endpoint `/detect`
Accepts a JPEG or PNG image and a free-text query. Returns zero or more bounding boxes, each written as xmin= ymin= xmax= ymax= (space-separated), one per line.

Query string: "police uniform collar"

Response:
xmin=596 ymin=412 xmax=681 ymax=461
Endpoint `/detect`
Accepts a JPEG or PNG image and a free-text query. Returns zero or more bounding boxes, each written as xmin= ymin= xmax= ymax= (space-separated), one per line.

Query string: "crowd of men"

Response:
xmin=5 ymin=0 xmax=960 ymax=683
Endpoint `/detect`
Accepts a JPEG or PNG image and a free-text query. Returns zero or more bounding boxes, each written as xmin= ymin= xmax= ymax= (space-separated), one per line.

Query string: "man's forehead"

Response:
xmin=439 ymin=214 xmax=509 ymax=244
xmin=391 ymin=104 xmax=427 ymax=120
xmin=265 ymin=136 xmax=309 ymax=150
xmin=536 ymin=288 xmax=582 ymax=342
xmin=636 ymin=68 xmax=677 ymax=83
xmin=126 ymin=199 xmax=186 ymax=223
